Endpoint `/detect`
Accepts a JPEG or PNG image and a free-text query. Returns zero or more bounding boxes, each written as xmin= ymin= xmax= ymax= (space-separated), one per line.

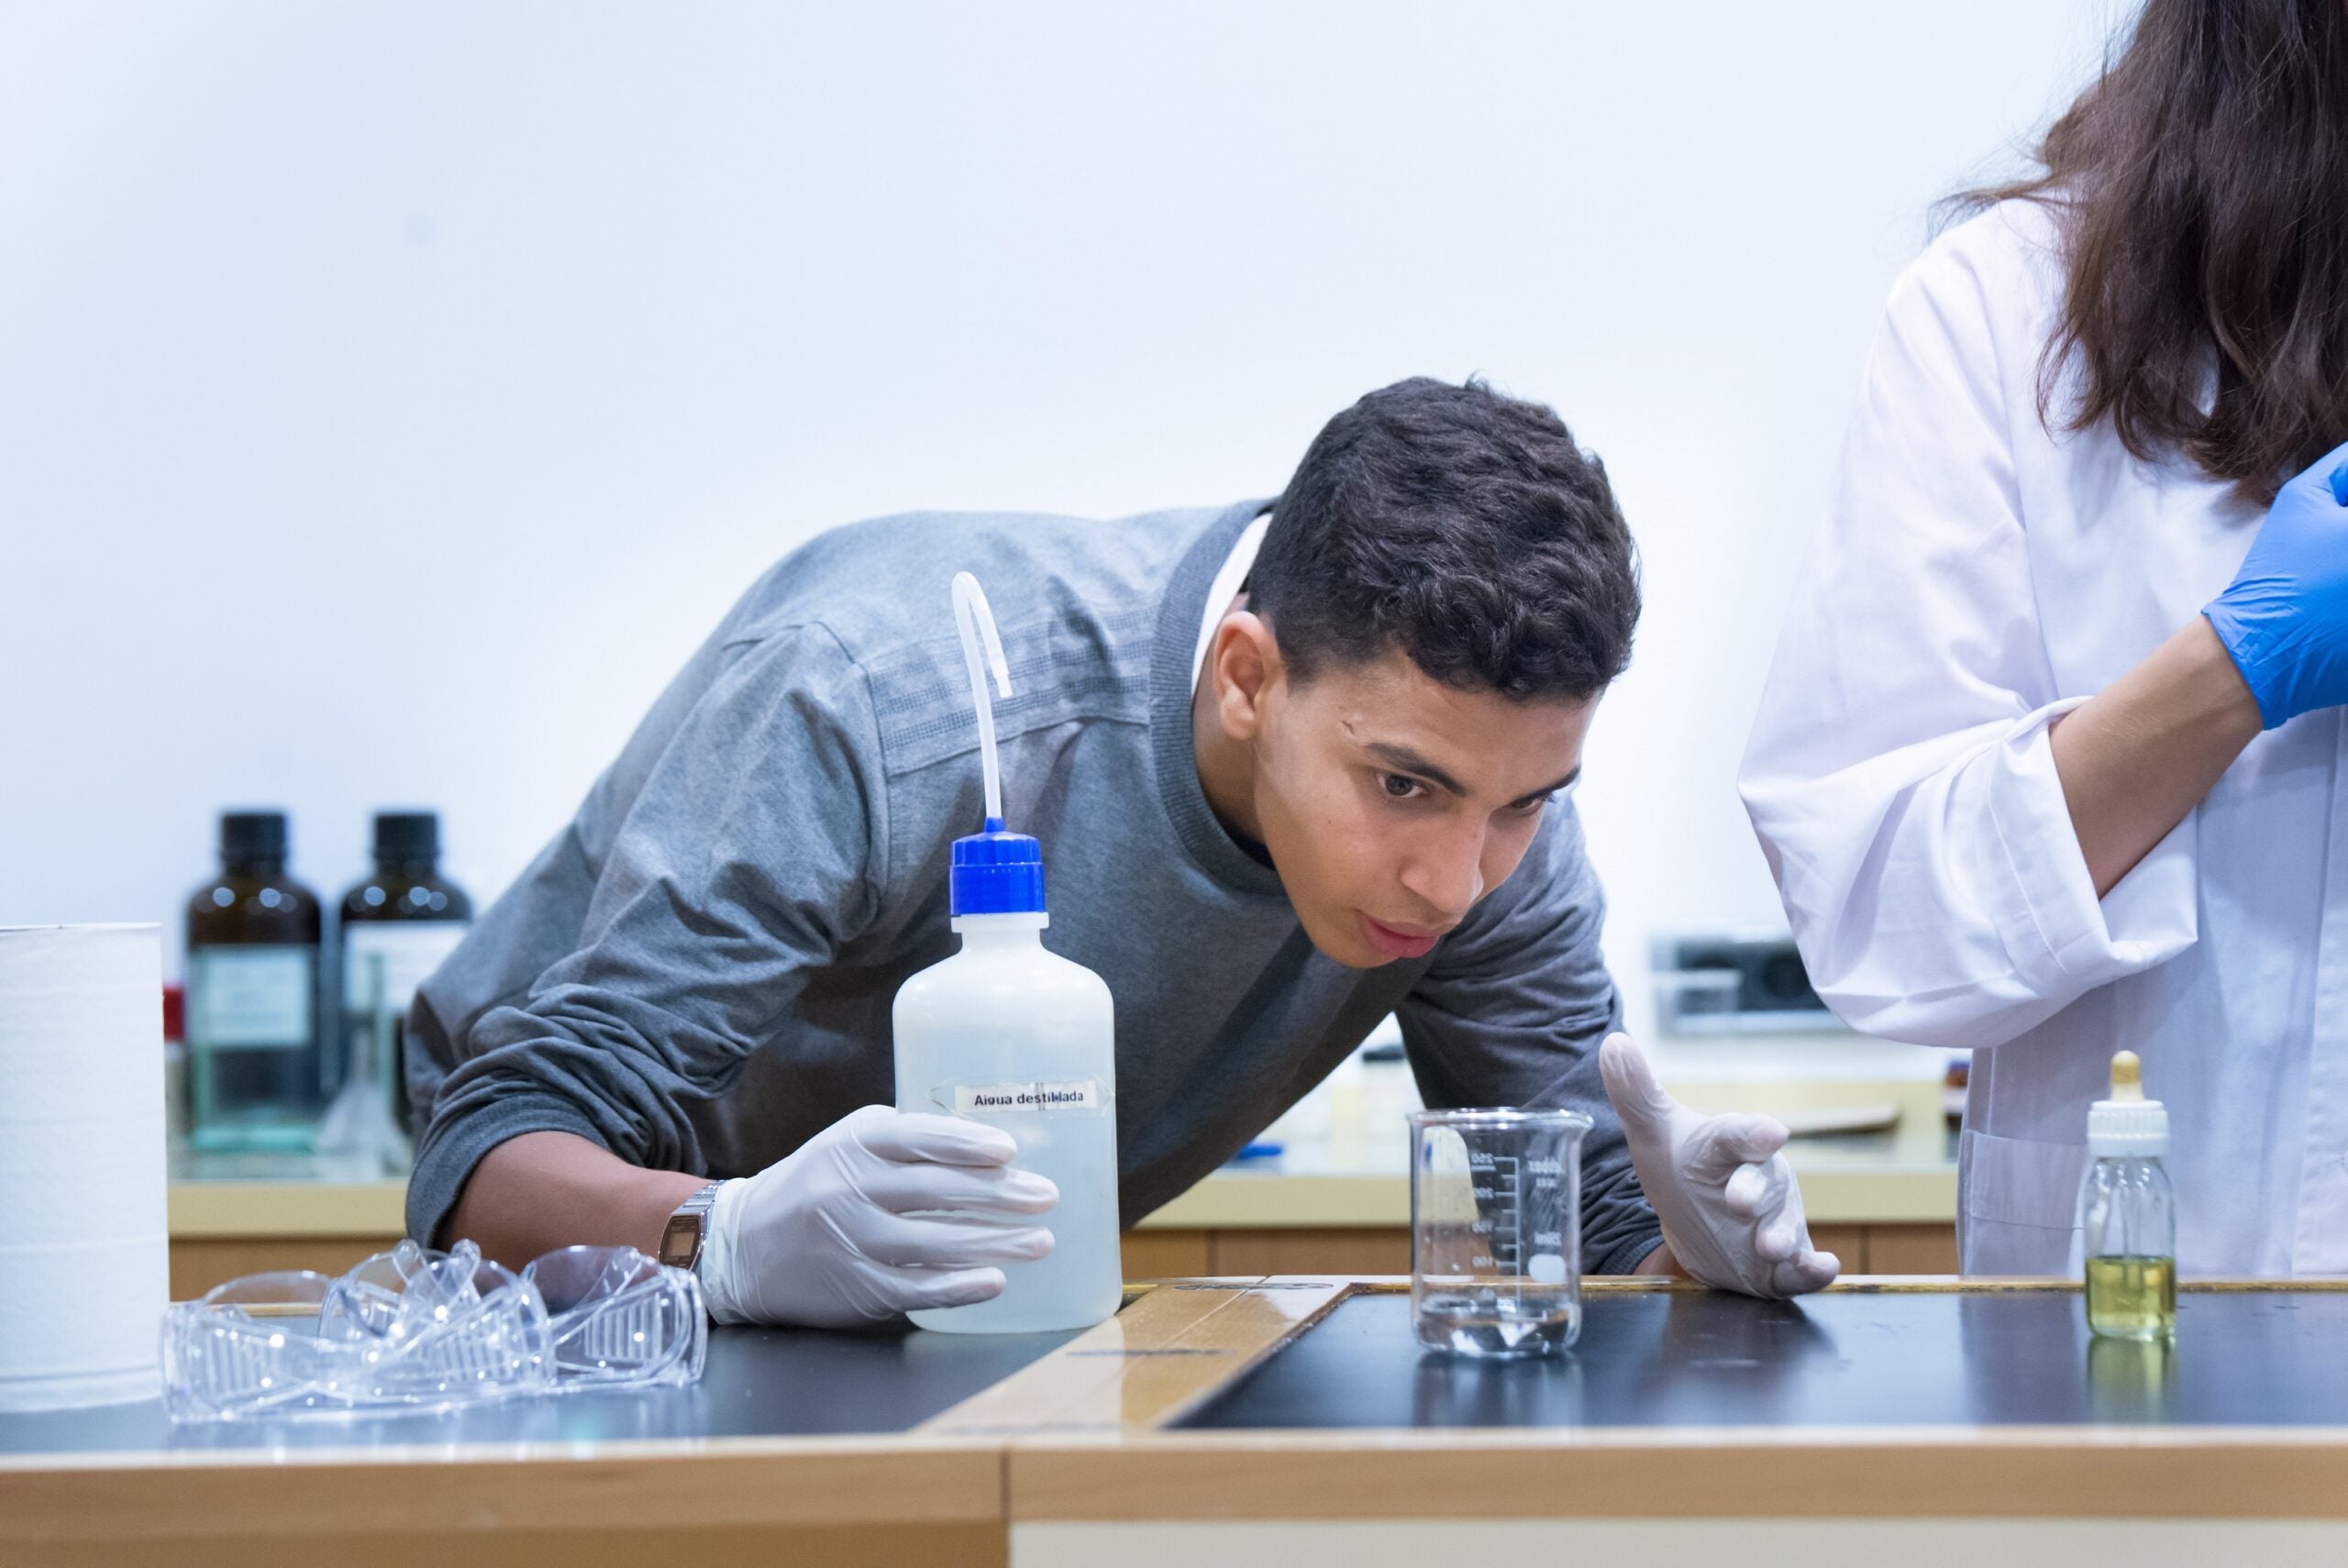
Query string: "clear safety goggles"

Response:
xmin=162 ymin=1239 xmax=706 ymax=1421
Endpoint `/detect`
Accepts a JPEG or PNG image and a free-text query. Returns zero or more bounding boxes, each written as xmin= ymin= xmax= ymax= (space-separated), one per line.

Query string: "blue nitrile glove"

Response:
xmin=2202 ymin=442 xmax=2348 ymax=729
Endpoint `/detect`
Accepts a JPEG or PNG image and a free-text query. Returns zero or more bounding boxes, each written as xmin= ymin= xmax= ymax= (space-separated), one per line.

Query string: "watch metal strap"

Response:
xmin=658 ymin=1180 xmax=724 ymax=1271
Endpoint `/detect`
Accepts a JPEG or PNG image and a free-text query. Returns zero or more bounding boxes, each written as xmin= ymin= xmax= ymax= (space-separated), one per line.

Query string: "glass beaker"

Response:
xmin=1410 ymin=1107 xmax=1589 ymax=1358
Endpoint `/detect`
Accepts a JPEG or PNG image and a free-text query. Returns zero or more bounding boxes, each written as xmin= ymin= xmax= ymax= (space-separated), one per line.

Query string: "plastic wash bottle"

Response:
xmin=892 ymin=572 xmax=1123 ymax=1334
xmin=2077 ymin=1050 xmax=2176 ymax=1341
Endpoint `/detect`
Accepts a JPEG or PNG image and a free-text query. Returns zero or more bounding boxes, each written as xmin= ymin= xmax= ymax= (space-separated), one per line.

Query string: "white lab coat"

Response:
xmin=1741 ymin=199 xmax=2348 ymax=1277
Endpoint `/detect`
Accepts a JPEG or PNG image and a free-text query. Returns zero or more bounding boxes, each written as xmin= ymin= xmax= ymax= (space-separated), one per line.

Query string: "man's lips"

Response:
xmin=1358 ymin=912 xmax=1445 ymax=960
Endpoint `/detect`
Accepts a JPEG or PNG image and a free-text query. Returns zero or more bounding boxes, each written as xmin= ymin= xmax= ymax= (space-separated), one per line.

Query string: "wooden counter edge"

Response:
xmin=1133 ymin=1165 xmax=1960 ymax=1230
xmin=169 ymin=1181 xmax=407 ymax=1238
xmin=164 ymin=1164 xmax=1960 ymax=1239
xmin=1007 ymin=1425 xmax=2348 ymax=1520
xmin=0 ymin=1436 xmax=1002 ymax=1541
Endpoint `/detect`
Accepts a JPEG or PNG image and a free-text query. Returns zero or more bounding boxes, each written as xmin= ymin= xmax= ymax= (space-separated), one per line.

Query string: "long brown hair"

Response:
xmin=1958 ymin=0 xmax=2348 ymax=502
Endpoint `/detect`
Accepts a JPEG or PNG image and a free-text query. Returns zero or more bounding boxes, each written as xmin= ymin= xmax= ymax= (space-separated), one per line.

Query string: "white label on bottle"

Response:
xmin=342 ymin=922 xmax=469 ymax=1011
xmin=953 ymin=1079 xmax=1102 ymax=1115
xmin=189 ymin=946 xmax=314 ymax=1049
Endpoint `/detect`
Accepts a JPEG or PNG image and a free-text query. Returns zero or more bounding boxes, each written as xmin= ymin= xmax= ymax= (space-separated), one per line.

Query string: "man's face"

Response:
xmin=1221 ymin=638 xmax=1595 ymax=968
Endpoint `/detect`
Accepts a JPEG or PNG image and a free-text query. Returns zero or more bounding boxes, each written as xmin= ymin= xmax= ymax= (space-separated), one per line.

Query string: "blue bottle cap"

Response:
xmin=950 ymin=817 xmax=1046 ymax=915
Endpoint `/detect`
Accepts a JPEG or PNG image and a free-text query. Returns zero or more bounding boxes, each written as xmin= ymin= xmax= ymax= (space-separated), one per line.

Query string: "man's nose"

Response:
xmin=1401 ymin=825 xmax=1485 ymax=922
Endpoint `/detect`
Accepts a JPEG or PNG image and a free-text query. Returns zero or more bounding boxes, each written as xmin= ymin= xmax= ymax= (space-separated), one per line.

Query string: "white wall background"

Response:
xmin=0 ymin=1 xmax=2116 ymax=1035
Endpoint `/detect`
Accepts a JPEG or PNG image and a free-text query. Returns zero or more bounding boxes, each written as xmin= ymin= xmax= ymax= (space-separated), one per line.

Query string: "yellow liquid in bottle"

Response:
xmin=2085 ymin=1254 xmax=2176 ymax=1340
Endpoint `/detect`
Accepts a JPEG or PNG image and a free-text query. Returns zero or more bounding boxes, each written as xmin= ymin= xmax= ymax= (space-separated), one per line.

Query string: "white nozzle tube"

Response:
xmin=951 ymin=572 xmax=1014 ymax=823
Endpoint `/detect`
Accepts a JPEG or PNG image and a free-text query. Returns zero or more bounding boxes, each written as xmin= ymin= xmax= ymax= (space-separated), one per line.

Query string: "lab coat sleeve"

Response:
xmin=1396 ymin=800 xmax=1664 ymax=1275
xmin=1737 ymin=221 xmax=2198 ymax=1050
xmin=404 ymin=624 xmax=887 ymax=1245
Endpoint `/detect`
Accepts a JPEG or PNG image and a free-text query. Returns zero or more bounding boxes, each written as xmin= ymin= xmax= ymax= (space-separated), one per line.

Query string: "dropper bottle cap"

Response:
xmin=2088 ymin=1051 xmax=2168 ymax=1159
xmin=947 ymin=573 xmax=1047 ymax=919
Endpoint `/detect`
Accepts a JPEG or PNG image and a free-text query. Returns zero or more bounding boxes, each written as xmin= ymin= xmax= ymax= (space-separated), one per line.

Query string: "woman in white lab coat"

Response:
xmin=1741 ymin=0 xmax=2348 ymax=1275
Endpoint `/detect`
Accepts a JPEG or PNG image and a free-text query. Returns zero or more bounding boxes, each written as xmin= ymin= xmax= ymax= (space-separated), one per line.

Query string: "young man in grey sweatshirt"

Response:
xmin=408 ymin=378 xmax=1839 ymax=1326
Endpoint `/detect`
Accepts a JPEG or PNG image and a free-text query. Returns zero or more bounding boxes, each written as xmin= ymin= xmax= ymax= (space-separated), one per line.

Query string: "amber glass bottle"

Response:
xmin=184 ymin=810 xmax=325 ymax=1150
xmin=338 ymin=812 xmax=471 ymax=1132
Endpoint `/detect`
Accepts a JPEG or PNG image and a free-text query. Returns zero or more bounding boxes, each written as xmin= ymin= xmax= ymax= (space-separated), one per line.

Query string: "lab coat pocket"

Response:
xmin=1957 ymin=1128 xmax=2086 ymax=1276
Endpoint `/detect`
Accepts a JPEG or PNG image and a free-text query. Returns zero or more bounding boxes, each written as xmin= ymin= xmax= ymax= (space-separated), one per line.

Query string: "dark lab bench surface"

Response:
xmin=10 ymin=1277 xmax=2348 ymax=1568
xmin=1183 ymin=1286 xmax=2348 ymax=1430
xmin=985 ymin=1277 xmax=2348 ymax=1551
xmin=0 ymin=1320 xmax=1080 ymax=1456
xmin=0 ymin=1321 xmax=1081 ymax=1568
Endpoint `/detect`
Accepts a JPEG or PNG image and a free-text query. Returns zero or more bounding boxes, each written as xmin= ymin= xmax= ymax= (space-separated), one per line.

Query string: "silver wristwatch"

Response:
xmin=658 ymin=1180 xmax=724 ymax=1272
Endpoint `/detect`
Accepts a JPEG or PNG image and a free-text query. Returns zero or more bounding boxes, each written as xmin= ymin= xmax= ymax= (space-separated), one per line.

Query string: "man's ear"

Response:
xmin=1210 ymin=611 xmax=1282 ymax=741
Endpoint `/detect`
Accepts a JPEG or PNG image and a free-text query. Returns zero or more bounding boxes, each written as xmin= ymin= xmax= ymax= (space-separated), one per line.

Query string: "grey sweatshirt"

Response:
xmin=407 ymin=499 xmax=1663 ymax=1273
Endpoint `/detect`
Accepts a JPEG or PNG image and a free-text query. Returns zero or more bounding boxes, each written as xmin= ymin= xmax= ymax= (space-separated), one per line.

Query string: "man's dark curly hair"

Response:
xmin=1250 ymin=376 xmax=1640 ymax=701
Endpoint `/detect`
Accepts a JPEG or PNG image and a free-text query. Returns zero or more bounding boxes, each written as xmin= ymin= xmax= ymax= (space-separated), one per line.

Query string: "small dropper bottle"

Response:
xmin=2077 ymin=1051 xmax=2176 ymax=1340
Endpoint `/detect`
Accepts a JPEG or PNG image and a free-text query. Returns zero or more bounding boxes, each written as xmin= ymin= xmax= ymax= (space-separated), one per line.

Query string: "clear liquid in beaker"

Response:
xmin=1413 ymin=1282 xmax=1580 ymax=1357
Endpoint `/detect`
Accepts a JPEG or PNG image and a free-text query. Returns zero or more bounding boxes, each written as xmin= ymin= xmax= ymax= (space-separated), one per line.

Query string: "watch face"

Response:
xmin=659 ymin=1211 xmax=701 ymax=1269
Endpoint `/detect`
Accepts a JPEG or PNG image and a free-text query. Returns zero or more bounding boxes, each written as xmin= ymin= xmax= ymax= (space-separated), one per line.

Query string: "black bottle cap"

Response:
xmin=219 ymin=811 xmax=289 ymax=864
xmin=372 ymin=811 xmax=440 ymax=864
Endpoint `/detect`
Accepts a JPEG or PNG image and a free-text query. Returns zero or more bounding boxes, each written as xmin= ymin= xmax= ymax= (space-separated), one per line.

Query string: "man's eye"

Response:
xmin=1379 ymin=773 xmax=1424 ymax=801
xmin=1511 ymin=792 xmax=1556 ymax=815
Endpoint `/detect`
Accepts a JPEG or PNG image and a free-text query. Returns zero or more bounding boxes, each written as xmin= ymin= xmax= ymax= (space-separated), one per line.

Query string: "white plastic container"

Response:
xmin=891 ymin=573 xmax=1123 ymax=1334
xmin=894 ymin=904 xmax=1121 ymax=1333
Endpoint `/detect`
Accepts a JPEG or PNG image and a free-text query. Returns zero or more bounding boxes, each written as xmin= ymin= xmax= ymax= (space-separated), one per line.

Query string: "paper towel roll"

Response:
xmin=0 ymin=924 xmax=168 ymax=1410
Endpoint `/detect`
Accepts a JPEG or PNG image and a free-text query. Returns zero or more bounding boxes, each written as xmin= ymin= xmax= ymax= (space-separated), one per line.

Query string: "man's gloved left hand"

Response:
xmin=1600 ymin=1032 xmax=1840 ymax=1298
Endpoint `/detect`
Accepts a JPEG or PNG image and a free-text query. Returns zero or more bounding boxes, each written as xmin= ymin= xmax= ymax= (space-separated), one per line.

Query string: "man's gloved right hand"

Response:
xmin=2202 ymin=443 xmax=2348 ymax=729
xmin=696 ymin=1104 xmax=1058 ymax=1329
xmin=1600 ymin=1033 xmax=1839 ymax=1299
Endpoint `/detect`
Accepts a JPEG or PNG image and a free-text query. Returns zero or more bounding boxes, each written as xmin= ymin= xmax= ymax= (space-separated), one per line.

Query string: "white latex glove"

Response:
xmin=697 ymin=1104 xmax=1059 ymax=1328
xmin=1600 ymin=1032 xmax=1840 ymax=1298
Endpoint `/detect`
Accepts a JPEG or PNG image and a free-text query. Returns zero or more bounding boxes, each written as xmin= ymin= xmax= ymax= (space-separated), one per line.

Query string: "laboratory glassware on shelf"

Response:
xmin=334 ymin=810 xmax=472 ymax=1133
xmin=310 ymin=942 xmax=413 ymax=1177
xmin=184 ymin=810 xmax=327 ymax=1152
xmin=1410 ymin=1107 xmax=1589 ymax=1358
